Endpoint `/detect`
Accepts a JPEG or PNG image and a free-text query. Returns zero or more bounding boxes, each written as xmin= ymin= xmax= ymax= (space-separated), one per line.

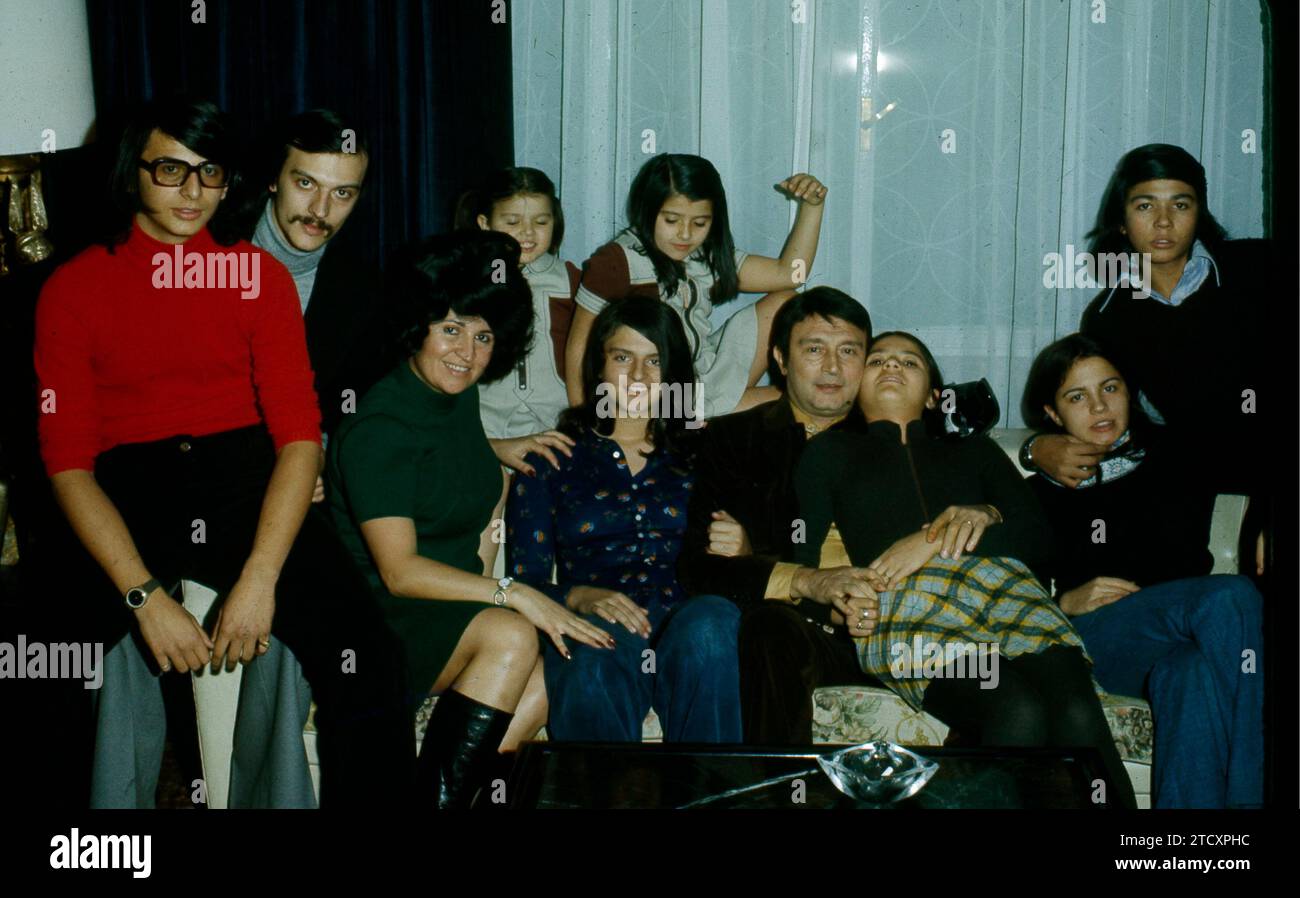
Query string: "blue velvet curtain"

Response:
xmin=84 ymin=0 xmax=515 ymax=267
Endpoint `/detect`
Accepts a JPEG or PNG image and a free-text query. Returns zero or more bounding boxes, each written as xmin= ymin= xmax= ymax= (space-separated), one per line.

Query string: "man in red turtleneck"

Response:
xmin=33 ymin=96 xmax=411 ymax=808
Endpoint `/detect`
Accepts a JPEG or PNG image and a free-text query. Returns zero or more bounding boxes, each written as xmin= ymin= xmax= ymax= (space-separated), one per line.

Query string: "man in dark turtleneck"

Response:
xmin=243 ymin=110 xmax=388 ymax=448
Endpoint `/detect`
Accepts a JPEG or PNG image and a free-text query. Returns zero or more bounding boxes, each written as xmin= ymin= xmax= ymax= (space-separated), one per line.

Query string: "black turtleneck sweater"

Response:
xmin=792 ymin=419 xmax=1054 ymax=584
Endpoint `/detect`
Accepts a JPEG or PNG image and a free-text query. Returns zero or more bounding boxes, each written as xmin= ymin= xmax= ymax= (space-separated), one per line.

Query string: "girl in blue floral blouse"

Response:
xmin=506 ymin=297 xmax=742 ymax=742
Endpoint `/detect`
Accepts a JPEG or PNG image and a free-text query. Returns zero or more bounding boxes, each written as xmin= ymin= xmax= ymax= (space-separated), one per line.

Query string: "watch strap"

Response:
xmin=125 ymin=577 xmax=162 ymax=607
xmin=1018 ymin=434 xmax=1039 ymax=472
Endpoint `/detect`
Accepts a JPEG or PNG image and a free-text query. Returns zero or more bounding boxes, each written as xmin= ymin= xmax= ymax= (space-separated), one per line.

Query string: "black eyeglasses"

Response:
xmin=138 ymin=157 xmax=229 ymax=189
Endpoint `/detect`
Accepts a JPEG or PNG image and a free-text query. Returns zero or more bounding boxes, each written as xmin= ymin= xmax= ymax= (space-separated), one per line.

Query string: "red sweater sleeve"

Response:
xmin=34 ymin=261 xmax=101 ymax=474
xmin=246 ymin=252 xmax=322 ymax=449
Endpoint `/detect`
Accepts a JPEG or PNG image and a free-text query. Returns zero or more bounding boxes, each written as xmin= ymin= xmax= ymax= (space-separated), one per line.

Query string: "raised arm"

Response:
xmin=736 ymin=174 xmax=828 ymax=293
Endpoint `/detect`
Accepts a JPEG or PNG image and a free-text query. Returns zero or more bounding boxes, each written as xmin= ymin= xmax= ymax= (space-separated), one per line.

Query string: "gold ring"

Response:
xmin=257 ymin=638 xmax=271 ymax=648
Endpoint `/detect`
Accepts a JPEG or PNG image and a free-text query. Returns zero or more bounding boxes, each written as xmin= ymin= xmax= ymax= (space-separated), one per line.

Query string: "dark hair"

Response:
xmin=225 ymin=108 xmax=370 ymax=237
xmin=557 ymin=296 xmax=699 ymax=462
xmin=453 ymin=166 xmax=565 ymax=253
xmin=280 ymin=108 xmax=370 ymax=161
xmin=387 ymin=230 xmax=534 ymax=384
xmin=1085 ymin=144 xmax=1229 ymax=257
xmin=768 ymin=287 xmax=873 ymax=388
xmin=625 ymin=154 xmax=739 ymax=303
xmin=106 ymin=95 xmax=238 ymax=247
xmin=1020 ymin=333 xmax=1148 ymax=434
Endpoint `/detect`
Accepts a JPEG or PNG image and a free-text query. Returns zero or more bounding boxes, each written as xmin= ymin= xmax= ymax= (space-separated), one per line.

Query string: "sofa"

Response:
xmin=194 ymin=428 xmax=1246 ymax=808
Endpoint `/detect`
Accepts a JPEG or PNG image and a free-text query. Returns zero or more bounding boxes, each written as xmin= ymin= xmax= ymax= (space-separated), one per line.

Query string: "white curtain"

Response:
xmin=512 ymin=0 xmax=1267 ymax=425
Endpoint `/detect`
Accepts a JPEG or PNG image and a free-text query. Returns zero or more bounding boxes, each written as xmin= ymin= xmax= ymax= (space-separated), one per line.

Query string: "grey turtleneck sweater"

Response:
xmin=252 ymin=199 xmax=327 ymax=314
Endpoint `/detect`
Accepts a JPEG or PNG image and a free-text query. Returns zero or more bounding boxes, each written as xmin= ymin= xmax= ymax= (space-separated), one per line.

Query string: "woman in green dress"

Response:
xmin=328 ymin=231 xmax=612 ymax=808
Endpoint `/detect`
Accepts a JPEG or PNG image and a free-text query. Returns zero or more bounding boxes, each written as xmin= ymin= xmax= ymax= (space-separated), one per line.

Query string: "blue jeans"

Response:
xmin=544 ymin=594 xmax=742 ymax=743
xmin=1070 ymin=575 xmax=1263 ymax=808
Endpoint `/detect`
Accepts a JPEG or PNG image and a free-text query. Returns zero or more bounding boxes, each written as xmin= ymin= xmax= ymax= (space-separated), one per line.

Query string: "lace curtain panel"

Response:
xmin=512 ymin=0 xmax=1266 ymax=424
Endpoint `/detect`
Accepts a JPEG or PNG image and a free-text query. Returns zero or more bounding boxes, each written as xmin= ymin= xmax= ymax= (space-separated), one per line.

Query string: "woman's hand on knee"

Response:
xmin=509 ymin=586 xmax=617 ymax=658
xmin=134 ymin=592 xmax=213 ymax=674
xmin=565 ymin=586 xmax=651 ymax=638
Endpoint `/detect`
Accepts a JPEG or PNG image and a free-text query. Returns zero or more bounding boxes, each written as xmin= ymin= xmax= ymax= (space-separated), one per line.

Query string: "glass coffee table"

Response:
xmin=503 ymin=743 xmax=1110 ymax=809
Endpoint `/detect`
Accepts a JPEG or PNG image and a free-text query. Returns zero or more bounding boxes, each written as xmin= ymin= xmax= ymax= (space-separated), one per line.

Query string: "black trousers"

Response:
xmin=921 ymin=645 xmax=1138 ymax=809
xmin=738 ymin=602 xmax=878 ymax=745
xmin=69 ymin=425 xmax=414 ymax=806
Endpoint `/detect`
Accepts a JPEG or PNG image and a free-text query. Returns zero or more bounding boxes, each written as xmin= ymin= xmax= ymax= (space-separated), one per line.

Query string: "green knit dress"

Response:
xmin=328 ymin=361 xmax=504 ymax=704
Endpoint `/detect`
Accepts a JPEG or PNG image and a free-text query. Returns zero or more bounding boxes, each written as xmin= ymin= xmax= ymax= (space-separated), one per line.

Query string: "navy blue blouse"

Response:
xmin=505 ymin=430 xmax=695 ymax=609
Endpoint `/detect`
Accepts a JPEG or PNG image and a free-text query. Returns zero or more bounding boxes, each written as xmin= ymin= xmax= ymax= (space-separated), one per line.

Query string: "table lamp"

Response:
xmin=0 ymin=0 xmax=96 ymax=276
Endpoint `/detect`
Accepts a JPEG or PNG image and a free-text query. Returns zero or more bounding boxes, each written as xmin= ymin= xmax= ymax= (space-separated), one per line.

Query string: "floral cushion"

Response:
xmin=811 ymin=685 xmax=1153 ymax=765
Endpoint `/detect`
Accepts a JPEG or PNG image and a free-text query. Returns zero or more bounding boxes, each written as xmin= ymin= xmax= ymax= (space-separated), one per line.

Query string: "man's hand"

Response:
xmin=868 ymin=529 xmax=942 ymax=590
xmin=211 ymin=567 xmax=278 ymax=672
xmin=829 ymin=594 xmax=880 ymax=637
xmin=1058 ymin=576 xmax=1140 ymax=616
xmin=489 ymin=431 xmax=576 ymax=477
xmin=1030 ymin=433 xmax=1107 ymax=488
xmin=791 ymin=566 xmax=883 ymax=619
xmin=1256 ymin=528 xmax=1266 ymax=577
xmin=707 ymin=510 xmax=751 ymax=557
xmin=135 ymin=590 xmax=214 ymax=674
xmin=925 ymin=504 xmax=1000 ymax=560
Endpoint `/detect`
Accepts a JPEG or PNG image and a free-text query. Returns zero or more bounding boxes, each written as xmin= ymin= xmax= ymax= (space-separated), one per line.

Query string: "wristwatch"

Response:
xmin=1018 ymin=435 xmax=1039 ymax=472
xmin=124 ymin=577 xmax=162 ymax=610
xmin=493 ymin=577 xmax=513 ymax=606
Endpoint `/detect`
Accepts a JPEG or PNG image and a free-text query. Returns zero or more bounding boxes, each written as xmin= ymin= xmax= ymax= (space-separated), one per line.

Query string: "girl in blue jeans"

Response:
xmin=1023 ymin=334 xmax=1264 ymax=808
xmin=506 ymin=297 xmax=741 ymax=742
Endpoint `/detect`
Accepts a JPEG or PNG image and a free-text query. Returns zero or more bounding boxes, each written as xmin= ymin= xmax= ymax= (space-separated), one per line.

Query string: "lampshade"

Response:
xmin=0 ymin=0 xmax=96 ymax=155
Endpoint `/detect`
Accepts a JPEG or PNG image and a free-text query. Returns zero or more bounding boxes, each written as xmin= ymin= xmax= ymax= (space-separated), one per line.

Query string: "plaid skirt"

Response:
xmin=854 ymin=555 xmax=1093 ymax=710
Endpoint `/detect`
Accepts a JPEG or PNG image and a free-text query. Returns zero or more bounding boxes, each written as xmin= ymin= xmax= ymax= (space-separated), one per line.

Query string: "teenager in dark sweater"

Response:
xmin=1023 ymin=334 xmax=1263 ymax=808
xmin=795 ymin=331 xmax=1135 ymax=808
xmin=1022 ymin=145 xmax=1271 ymax=507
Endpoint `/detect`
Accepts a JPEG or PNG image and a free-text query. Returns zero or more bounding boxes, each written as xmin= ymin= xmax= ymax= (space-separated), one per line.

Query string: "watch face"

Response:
xmin=125 ymin=588 xmax=146 ymax=608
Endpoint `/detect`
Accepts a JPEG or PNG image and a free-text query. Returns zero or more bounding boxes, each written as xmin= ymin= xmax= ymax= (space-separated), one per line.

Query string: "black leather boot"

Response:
xmin=416 ymin=690 xmax=513 ymax=809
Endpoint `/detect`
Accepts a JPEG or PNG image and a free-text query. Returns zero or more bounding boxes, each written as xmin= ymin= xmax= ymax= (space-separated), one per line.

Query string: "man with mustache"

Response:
xmin=240 ymin=110 xmax=386 ymax=450
xmin=678 ymin=287 xmax=884 ymax=744
xmin=32 ymin=96 xmax=411 ymax=807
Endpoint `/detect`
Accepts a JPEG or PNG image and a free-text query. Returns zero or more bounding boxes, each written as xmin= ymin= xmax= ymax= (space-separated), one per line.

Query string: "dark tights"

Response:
xmin=921 ymin=645 xmax=1137 ymax=809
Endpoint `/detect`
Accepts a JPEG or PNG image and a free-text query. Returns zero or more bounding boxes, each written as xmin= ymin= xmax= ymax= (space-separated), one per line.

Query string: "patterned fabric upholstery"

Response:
xmin=316 ymin=686 xmax=1149 ymax=758
xmin=809 ymin=685 xmax=1152 ymax=762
